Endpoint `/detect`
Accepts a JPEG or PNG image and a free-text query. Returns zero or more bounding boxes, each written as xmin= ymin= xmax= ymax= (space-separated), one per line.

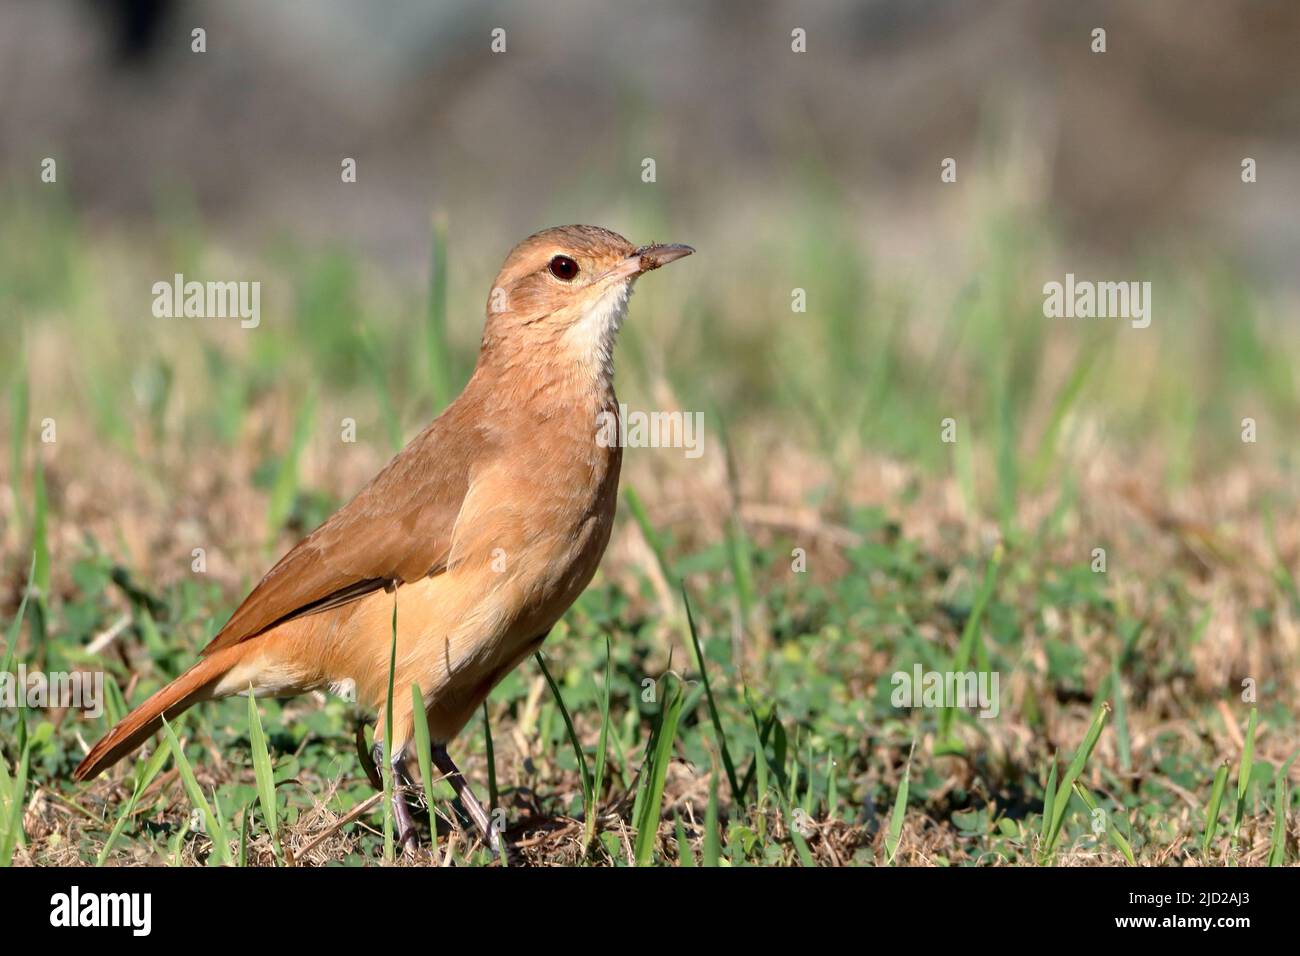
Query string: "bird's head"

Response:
xmin=479 ymin=225 xmax=693 ymax=383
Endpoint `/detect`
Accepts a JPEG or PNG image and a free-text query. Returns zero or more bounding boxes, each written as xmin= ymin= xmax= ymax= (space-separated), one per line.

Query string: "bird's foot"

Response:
xmin=431 ymin=744 xmax=504 ymax=858
xmin=371 ymin=741 xmax=420 ymax=856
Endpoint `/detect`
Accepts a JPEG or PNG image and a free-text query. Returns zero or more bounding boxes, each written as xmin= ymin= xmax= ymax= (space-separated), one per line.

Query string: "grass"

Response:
xmin=160 ymin=716 xmax=230 ymax=866
xmin=382 ymin=597 xmax=397 ymax=862
xmin=0 ymin=723 xmax=29 ymax=867
xmin=96 ymin=741 xmax=169 ymax=866
xmin=1 ymin=179 xmax=1299 ymax=866
xmin=885 ymin=742 xmax=913 ymax=866
xmin=1039 ymin=700 xmax=1110 ymax=862
xmin=246 ymin=692 xmax=281 ymax=863
xmin=1230 ymin=706 xmax=1257 ymax=851
xmin=536 ymin=650 xmax=595 ymax=846
xmin=410 ymin=684 xmax=439 ymax=865
xmin=632 ymin=675 xmax=685 ymax=865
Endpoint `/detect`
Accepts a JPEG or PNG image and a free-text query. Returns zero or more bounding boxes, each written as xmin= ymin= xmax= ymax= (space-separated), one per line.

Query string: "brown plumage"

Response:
xmin=74 ymin=225 xmax=693 ymax=851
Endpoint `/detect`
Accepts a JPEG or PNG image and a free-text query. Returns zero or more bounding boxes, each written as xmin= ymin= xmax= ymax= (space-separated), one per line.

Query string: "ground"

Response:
xmin=1 ymin=197 xmax=1298 ymax=866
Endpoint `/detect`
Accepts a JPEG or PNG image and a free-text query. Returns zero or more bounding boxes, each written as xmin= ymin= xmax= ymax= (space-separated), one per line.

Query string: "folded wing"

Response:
xmin=201 ymin=412 xmax=480 ymax=655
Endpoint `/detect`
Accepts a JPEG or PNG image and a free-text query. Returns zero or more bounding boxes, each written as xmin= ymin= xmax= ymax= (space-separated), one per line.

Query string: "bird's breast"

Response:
xmin=447 ymin=395 xmax=622 ymax=627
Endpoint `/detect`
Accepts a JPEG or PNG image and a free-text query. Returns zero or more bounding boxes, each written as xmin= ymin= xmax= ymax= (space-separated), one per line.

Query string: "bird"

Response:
xmin=73 ymin=224 xmax=694 ymax=854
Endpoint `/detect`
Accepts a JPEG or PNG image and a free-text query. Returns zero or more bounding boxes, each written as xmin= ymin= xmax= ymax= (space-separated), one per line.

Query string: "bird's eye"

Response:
xmin=548 ymin=255 xmax=579 ymax=281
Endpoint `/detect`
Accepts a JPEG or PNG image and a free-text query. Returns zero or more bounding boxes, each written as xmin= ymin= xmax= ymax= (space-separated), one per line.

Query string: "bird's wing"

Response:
xmin=200 ymin=413 xmax=480 ymax=655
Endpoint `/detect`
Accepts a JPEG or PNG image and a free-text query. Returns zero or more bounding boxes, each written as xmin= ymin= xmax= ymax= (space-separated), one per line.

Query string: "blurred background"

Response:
xmin=5 ymin=0 xmax=1300 ymax=261
xmin=5 ymin=0 xmax=1299 ymax=558
xmin=2 ymin=0 xmax=1300 ymax=867
xmin=4 ymin=0 xmax=1299 ymax=628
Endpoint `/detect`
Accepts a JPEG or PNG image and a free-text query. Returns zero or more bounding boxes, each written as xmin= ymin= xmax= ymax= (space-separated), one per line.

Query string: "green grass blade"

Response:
xmin=103 ymin=675 xmax=126 ymax=730
xmin=0 ymin=733 xmax=16 ymax=816
xmin=825 ymin=749 xmax=839 ymax=821
xmin=1267 ymin=750 xmax=1298 ymax=867
xmin=682 ymin=583 xmax=741 ymax=800
xmin=585 ymin=635 xmax=613 ymax=852
xmin=207 ymin=753 xmax=230 ymax=856
xmin=169 ymin=817 xmax=191 ymax=866
xmin=937 ymin=546 xmax=1001 ymax=747
xmin=1072 ymin=781 xmax=1136 ymax=865
xmin=0 ymin=740 xmax=30 ymax=867
xmin=1042 ymin=701 xmax=1110 ymax=860
xmin=675 ymin=815 xmax=696 ymax=867
xmin=785 ymin=810 xmax=815 ymax=866
xmin=238 ymin=800 xmax=251 ymax=867
xmin=383 ymin=596 xmax=397 ymax=862
xmin=1201 ymin=761 xmax=1229 ymax=857
xmin=1230 ymin=707 xmax=1257 ymax=840
xmin=411 ymin=683 xmax=441 ymax=865
xmin=536 ymin=651 xmax=594 ymax=830
xmin=740 ymin=694 xmax=810 ymax=862
xmin=1040 ymin=753 xmax=1058 ymax=844
xmin=246 ymin=693 xmax=280 ymax=861
xmin=1267 ymin=774 xmax=1288 ymax=867
xmin=1 ymin=555 xmax=35 ymax=678
xmin=736 ymin=707 xmax=778 ymax=805
xmin=96 ymin=743 xmax=170 ymax=865
xmin=634 ymin=677 xmax=685 ymax=866
xmin=702 ymin=767 xmax=721 ymax=867
xmin=885 ymin=742 xmax=913 ymax=866
xmin=744 ymin=694 xmax=771 ymax=811
xmin=0 ymin=561 xmax=33 ymax=868
xmin=161 ymin=716 xmax=230 ymax=865
xmin=1111 ymin=654 xmax=1131 ymax=773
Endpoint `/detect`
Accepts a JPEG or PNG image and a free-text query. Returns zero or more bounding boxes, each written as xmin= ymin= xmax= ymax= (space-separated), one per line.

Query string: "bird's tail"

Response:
xmin=73 ymin=645 xmax=242 ymax=781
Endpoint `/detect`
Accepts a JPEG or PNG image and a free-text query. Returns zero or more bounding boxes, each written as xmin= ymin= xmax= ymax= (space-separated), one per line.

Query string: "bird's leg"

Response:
xmin=372 ymin=741 xmax=419 ymax=854
xmin=431 ymin=744 xmax=502 ymax=856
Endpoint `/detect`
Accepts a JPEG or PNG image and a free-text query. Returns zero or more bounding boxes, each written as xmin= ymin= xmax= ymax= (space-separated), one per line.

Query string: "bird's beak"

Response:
xmin=634 ymin=243 xmax=695 ymax=272
xmin=606 ymin=243 xmax=695 ymax=281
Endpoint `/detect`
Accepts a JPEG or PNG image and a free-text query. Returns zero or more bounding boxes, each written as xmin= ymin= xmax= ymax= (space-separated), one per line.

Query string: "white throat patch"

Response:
xmin=562 ymin=280 xmax=631 ymax=387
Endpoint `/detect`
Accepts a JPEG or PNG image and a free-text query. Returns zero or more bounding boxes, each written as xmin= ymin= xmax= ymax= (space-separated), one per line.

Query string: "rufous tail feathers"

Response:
xmin=73 ymin=645 xmax=242 ymax=781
